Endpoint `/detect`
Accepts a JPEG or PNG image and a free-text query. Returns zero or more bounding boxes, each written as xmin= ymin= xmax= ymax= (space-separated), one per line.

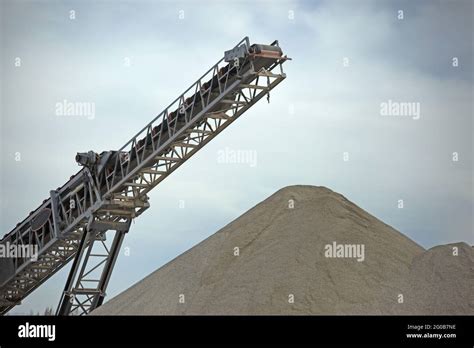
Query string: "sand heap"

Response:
xmin=92 ymin=185 xmax=473 ymax=315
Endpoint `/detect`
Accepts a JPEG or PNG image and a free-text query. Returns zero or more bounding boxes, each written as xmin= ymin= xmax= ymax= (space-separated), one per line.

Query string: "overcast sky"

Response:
xmin=0 ymin=0 xmax=472 ymax=314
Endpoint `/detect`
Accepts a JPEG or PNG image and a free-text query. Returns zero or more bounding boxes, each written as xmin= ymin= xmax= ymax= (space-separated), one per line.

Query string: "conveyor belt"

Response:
xmin=0 ymin=37 xmax=289 ymax=315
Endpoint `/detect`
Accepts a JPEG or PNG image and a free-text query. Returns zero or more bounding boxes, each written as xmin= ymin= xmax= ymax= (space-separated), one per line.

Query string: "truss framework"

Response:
xmin=0 ymin=37 xmax=288 ymax=315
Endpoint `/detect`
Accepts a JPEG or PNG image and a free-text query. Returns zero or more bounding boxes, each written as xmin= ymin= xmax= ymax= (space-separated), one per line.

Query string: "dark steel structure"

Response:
xmin=0 ymin=37 xmax=289 ymax=315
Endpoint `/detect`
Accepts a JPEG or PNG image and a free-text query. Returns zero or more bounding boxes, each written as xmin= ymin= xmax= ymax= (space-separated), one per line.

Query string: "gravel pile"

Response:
xmin=92 ymin=185 xmax=472 ymax=315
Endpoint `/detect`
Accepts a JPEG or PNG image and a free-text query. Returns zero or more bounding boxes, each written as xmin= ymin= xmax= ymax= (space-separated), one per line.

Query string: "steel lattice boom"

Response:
xmin=0 ymin=37 xmax=289 ymax=315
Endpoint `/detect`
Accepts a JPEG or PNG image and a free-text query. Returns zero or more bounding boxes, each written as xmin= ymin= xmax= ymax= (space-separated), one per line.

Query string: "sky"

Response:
xmin=0 ymin=0 xmax=472 ymax=314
